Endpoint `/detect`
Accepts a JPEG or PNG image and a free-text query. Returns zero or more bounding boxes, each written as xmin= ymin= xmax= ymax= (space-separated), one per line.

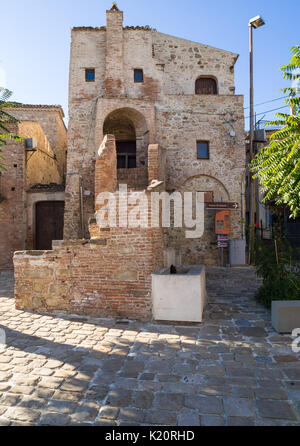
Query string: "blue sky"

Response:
xmin=1 ymin=0 xmax=299 ymax=127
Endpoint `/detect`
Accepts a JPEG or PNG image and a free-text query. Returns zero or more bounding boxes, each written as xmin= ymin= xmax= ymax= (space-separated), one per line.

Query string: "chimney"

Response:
xmin=105 ymin=3 xmax=124 ymax=95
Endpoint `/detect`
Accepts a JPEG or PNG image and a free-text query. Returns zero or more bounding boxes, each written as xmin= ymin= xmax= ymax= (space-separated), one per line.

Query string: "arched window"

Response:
xmin=103 ymin=108 xmax=149 ymax=169
xmin=104 ymin=114 xmax=136 ymax=169
xmin=195 ymin=77 xmax=217 ymax=95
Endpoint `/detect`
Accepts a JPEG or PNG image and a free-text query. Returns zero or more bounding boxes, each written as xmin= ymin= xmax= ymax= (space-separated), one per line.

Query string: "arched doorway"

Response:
xmin=103 ymin=108 xmax=149 ymax=169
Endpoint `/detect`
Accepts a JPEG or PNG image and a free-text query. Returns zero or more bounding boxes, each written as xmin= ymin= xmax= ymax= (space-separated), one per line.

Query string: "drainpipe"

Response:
xmin=241 ymin=181 xmax=245 ymax=240
xmin=66 ymin=171 xmax=84 ymax=239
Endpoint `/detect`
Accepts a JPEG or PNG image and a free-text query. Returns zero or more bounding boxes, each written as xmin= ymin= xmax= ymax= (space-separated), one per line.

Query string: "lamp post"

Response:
xmin=248 ymin=15 xmax=265 ymax=264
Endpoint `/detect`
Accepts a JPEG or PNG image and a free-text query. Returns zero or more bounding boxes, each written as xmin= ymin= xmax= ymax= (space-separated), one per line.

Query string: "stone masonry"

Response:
xmin=64 ymin=4 xmax=245 ymax=267
xmin=1 ymin=268 xmax=300 ymax=426
xmin=13 ymin=4 xmax=246 ymax=319
xmin=14 ymin=134 xmax=165 ymax=319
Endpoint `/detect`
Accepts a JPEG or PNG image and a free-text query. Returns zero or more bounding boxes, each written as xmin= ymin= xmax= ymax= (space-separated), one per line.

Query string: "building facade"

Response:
xmin=13 ymin=4 xmax=246 ymax=319
xmin=0 ymin=105 xmax=67 ymax=269
xmin=64 ymin=4 xmax=246 ymax=266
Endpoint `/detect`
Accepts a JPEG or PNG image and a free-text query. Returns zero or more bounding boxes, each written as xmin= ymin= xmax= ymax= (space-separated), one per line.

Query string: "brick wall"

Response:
xmin=0 ymin=124 xmax=26 ymax=270
xmin=64 ymin=97 xmax=156 ymax=239
xmin=105 ymin=8 xmax=124 ymax=95
xmin=95 ymin=134 xmax=117 ymax=196
xmin=148 ymin=144 xmax=166 ymax=185
xmin=14 ymin=129 xmax=165 ymax=319
xmin=14 ymin=204 xmax=164 ymax=320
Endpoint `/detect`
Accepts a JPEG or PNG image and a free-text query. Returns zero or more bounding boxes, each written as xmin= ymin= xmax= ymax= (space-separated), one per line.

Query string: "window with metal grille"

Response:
xmin=195 ymin=77 xmax=217 ymax=95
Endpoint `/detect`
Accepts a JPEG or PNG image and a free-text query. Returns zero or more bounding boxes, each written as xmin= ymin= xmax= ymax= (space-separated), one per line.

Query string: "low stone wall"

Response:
xmin=13 ymin=134 xmax=166 ymax=319
xmin=14 ymin=233 xmax=163 ymax=320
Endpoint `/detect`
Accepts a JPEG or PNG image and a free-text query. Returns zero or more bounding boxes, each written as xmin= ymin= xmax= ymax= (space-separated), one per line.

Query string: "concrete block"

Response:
xmin=152 ymin=265 xmax=206 ymax=322
xmin=272 ymin=301 xmax=300 ymax=334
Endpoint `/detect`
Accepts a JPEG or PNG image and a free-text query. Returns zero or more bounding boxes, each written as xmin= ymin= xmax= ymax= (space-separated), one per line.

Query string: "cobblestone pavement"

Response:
xmin=0 ymin=267 xmax=299 ymax=426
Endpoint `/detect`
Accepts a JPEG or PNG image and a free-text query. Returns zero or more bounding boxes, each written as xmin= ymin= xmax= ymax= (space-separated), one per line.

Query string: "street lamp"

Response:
xmin=249 ymin=15 xmax=265 ymax=29
xmin=248 ymin=15 xmax=265 ymax=264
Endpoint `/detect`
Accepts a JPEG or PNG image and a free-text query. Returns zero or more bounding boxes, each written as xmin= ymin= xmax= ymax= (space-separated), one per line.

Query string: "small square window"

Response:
xmin=197 ymin=141 xmax=209 ymax=159
xmin=134 ymin=69 xmax=144 ymax=83
xmin=85 ymin=69 xmax=95 ymax=82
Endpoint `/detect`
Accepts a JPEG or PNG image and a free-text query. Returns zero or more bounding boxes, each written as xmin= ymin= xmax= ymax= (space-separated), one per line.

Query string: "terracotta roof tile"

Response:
xmin=124 ymin=26 xmax=154 ymax=31
xmin=13 ymin=104 xmax=65 ymax=118
xmin=72 ymin=26 xmax=106 ymax=31
xmin=72 ymin=25 xmax=154 ymax=31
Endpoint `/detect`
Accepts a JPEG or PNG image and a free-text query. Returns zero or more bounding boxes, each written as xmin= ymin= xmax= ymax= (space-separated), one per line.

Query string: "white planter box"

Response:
xmin=272 ymin=300 xmax=300 ymax=334
xmin=152 ymin=266 xmax=206 ymax=322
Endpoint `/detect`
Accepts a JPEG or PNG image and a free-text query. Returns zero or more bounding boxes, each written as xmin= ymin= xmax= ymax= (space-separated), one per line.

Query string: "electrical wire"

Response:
xmin=244 ymin=95 xmax=290 ymax=109
xmin=172 ymin=104 xmax=290 ymax=120
xmin=241 ymin=105 xmax=290 ymax=122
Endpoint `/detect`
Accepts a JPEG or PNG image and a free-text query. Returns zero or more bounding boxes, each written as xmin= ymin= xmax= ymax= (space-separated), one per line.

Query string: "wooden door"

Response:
xmin=35 ymin=201 xmax=64 ymax=250
xmin=195 ymin=78 xmax=217 ymax=95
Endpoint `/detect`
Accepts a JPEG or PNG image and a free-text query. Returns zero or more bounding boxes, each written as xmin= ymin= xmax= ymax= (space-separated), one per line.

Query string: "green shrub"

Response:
xmin=255 ymin=274 xmax=300 ymax=308
xmin=254 ymin=234 xmax=300 ymax=308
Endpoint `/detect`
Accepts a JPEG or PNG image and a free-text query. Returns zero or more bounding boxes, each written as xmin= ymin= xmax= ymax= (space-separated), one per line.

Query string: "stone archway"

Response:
xmin=182 ymin=174 xmax=230 ymax=202
xmin=103 ymin=108 xmax=149 ymax=168
xmin=165 ymin=174 xmax=232 ymax=266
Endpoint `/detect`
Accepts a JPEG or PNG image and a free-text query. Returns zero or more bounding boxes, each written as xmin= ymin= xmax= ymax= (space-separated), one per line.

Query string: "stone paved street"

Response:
xmin=0 ymin=267 xmax=299 ymax=426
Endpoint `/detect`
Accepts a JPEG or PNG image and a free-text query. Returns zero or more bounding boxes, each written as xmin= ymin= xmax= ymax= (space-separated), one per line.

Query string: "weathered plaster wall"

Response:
xmin=11 ymin=106 xmax=67 ymax=181
xmin=18 ymin=121 xmax=61 ymax=186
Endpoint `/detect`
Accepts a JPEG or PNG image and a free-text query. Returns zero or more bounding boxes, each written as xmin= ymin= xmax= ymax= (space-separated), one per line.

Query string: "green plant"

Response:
xmin=251 ymin=46 xmax=300 ymax=218
xmin=255 ymin=275 xmax=300 ymax=308
xmin=0 ymin=87 xmax=21 ymax=170
xmin=254 ymin=231 xmax=300 ymax=308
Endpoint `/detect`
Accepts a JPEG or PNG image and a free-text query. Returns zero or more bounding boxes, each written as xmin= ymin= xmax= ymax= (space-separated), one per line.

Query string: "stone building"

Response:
xmin=13 ymin=4 xmax=246 ymax=319
xmin=0 ymin=105 xmax=67 ymax=269
xmin=64 ymin=3 xmax=245 ymax=266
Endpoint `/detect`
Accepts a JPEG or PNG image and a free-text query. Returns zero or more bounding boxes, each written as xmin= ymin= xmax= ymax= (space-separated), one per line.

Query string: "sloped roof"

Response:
xmin=72 ymin=25 xmax=154 ymax=31
xmin=12 ymin=104 xmax=65 ymax=118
